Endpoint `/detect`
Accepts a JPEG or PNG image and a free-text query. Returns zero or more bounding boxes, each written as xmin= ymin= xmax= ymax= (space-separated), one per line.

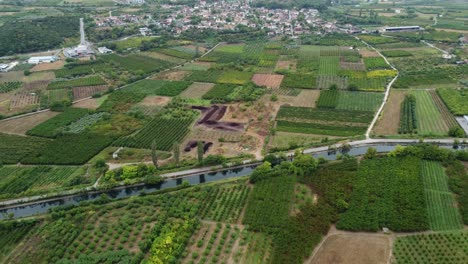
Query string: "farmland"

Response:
xmin=114 ymin=117 xmax=194 ymax=151
xmin=411 ymin=90 xmax=448 ymax=136
xmin=47 ymin=76 xmax=106 ymax=90
xmin=101 ymin=54 xmax=174 ymax=74
xmin=437 ymin=88 xmax=468 ymax=115
xmin=0 ymin=133 xmax=50 ymax=164
xmin=27 ymin=108 xmax=89 ymax=138
xmin=393 ymin=232 xmax=468 ymax=264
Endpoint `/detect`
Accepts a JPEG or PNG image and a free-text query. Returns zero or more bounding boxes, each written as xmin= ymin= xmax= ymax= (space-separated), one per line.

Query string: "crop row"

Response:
xmin=281 ymin=73 xmax=316 ymax=89
xmin=114 ymin=117 xmax=193 ymax=151
xmin=0 ymin=81 xmax=22 ymax=93
xmin=437 ymin=88 xmax=468 ymax=115
xmin=48 ymin=76 xmax=106 ymax=90
xmin=0 ymin=133 xmax=50 ymax=164
xmin=101 ymin=54 xmax=174 ymax=74
xmin=276 ymin=120 xmax=367 ymax=137
xmin=399 ymin=94 xmax=417 ymax=134
xmin=277 ymin=106 xmax=374 ymax=123
xmin=66 ymin=112 xmax=107 ymax=134
xmin=27 ymin=108 xmax=90 ymax=138
xmin=200 ymin=184 xmax=250 ymax=223
xmin=363 ymin=57 xmax=391 ymax=70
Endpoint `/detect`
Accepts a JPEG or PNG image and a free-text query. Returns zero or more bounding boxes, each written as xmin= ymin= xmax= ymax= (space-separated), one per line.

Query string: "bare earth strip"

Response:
xmin=0 ymin=111 xmax=59 ymax=135
xmin=142 ymin=52 xmax=186 ymax=64
xmin=73 ymin=98 xmax=100 ymax=109
xmin=180 ymin=82 xmax=215 ymax=99
xmin=309 ymin=232 xmax=392 ymax=264
xmin=139 ymin=96 xmax=171 ymax=106
xmin=30 ymin=61 xmax=64 ymax=72
xmin=151 ymin=70 xmax=190 ymax=81
xmin=251 ymin=74 xmax=284 ymax=89
xmin=373 ymin=90 xmax=406 ymax=135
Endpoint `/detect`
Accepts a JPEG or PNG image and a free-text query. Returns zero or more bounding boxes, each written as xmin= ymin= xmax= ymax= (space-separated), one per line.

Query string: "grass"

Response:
xmin=336 ymin=91 xmax=383 ymax=112
xmin=421 ymin=161 xmax=463 ymax=231
xmin=411 ymin=90 xmax=448 ymax=136
xmin=217 ymin=71 xmax=253 ymax=85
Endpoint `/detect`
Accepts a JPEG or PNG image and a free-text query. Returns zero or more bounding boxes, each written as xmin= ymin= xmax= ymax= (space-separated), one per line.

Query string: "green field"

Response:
xmin=0 ymin=166 xmax=87 ymax=199
xmin=336 ymin=91 xmax=383 ymax=112
xmin=27 ymin=108 xmax=89 ymax=138
xmin=0 ymin=133 xmax=50 ymax=164
xmin=411 ymin=90 xmax=448 ymax=136
xmin=318 ymin=56 xmax=340 ymax=75
xmin=217 ymin=71 xmax=253 ymax=85
xmin=421 ymin=161 xmax=463 ymax=231
xmin=437 ymin=88 xmax=468 ymax=115
xmin=47 ymin=76 xmax=106 ymax=90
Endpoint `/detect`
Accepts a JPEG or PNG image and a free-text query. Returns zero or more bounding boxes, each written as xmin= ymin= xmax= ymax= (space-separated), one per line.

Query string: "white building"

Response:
xmin=98 ymin=47 xmax=113 ymax=54
xmin=27 ymin=56 xmax=58 ymax=64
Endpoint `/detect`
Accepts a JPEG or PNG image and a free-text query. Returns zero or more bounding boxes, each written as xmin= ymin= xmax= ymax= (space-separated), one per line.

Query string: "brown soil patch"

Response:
xmin=251 ymin=73 xmax=284 ymax=89
xmin=142 ymin=52 xmax=186 ymax=64
xmin=30 ymin=61 xmax=64 ymax=72
xmin=180 ymin=82 xmax=215 ymax=99
xmin=359 ymin=50 xmax=380 ymax=57
xmin=0 ymin=111 xmax=59 ymax=135
xmin=10 ymin=92 xmax=40 ymax=108
xmin=73 ymin=98 xmax=100 ymax=109
xmin=373 ymin=90 xmax=406 ymax=135
xmin=310 ymin=233 xmax=392 ymax=264
xmin=151 ymin=70 xmax=190 ymax=81
xmin=275 ymin=58 xmax=297 ymax=71
xmin=185 ymin=44 xmax=207 ymax=53
xmin=72 ymin=85 xmax=108 ymax=100
xmin=340 ymin=61 xmax=366 ymax=71
xmin=139 ymin=96 xmax=171 ymax=106
xmin=23 ymin=80 xmax=50 ymax=91
xmin=289 ymin=89 xmax=319 ymax=107
xmin=0 ymin=71 xmax=24 ymax=83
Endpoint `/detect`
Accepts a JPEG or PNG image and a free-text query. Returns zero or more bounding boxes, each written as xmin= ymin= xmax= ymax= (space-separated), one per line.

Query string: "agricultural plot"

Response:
xmin=340 ymin=61 xmax=366 ymax=71
xmin=421 ymin=161 xmax=463 ymax=231
xmin=27 ymin=108 xmax=89 ymax=138
xmin=393 ymin=232 xmax=468 ymax=264
xmin=287 ymin=90 xmax=320 ymax=108
xmin=411 ymin=90 xmax=448 ymax=136
xmin=23 ymin=80 xmax=49 ymax=91
xmin=348 ymin=76 xmax=388 ymax=92
xmin=336 ymin=91 xmax=383 ymax=112
xmin=318 ymin=56 xmax=340 ymax=75
xmin=180 ymin=82 xmax=215 ymax=99
xmin=179 ymin=62 xmax=211 ymax=71
xmin=72 ymin=85 xmax=108 ymax=100
xmin=338 ymin=157 xmax=428 ymax=232
xmin=251 ymin=74 xmax=284 ymax=89
xmin=200 ymin=183 xmax=250 ymax=223
xmin=281 ymin=73 xmax=316 ymax=89
xmin=276 ymin=120 xmax=367 ymax=137
xmin=381 ymin=50 xmax=413 ymax=57
xmin=373 ymin=90 xmax=405 ymax=135
xmin=0 ymin=133 xmax=50 ymax=164
xmin=217 ymin=71 xmax=253 ymax=85
xmin=316 ymin=90 xmax=339 ymax=108
xmin=185 ymin=70 xmax=223 ymax=83
xmin=142 ymin=51 xmax=186 ymax=64
xmin=428 ymin=90 xmax=459 ymax=129
xmin=297 ymin=46 xmax=320 ymax=73
xmin=22 ymin=133 xmax=115 ymax=165
xmin=0 ymin=111 xmax=59 ymax=135
xmin=54 ymin=63 xmax=107 ymax=78
xmin=101 ymin=54 xmax=174 ymax=74
xmin=0 ymin=221 xmax=37 ymax=263
xmin=65 ymin=112 xmax=107 ymax=134
xmin=48 ymin=76 xmax=106 ymax=90
xmin=189 ymin=128 xmax=243 ymax=143
xmin=151 ymin=70 xmax=190 ymax=81
xmin=363 ymin=57 xmax=391 ymax=70
xmin=156 ymin=48 xmax=194 ymax=60
xmin=9 ymin=92 xmax=40 ymax=109
xmin=437 ymin=88 xmax=468 ymax=115
xmin=30 ymin=60 xmax=64 ymax=72
xmin=269 ymin=131 xmax=332 ymax=150
xmin=114 ymin=117 xmax=193 ymax=151
xmin=202 ymin=84 xmax=237 ymax=100
xmin=48 ymin=89 xmax=70 ymax=104
xmin=0 ymin=166 xmax=85 ymax=199
xmin=0 ymin=81 xmax=22 ymax=93
xmin=277 ymin=106 xmax=374 ymax=124
xmin=316 ymin=76 xmax=348 ymax=89
xmin=399 ymin=94 xmax=417 ymax=134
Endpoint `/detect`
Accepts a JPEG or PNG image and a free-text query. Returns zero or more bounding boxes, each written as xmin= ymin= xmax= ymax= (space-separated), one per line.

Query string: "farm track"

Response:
xmin=355 ymin=36 xmax=399 ymax=140
xmin=429 ymin=90 xmax=459 ymax=129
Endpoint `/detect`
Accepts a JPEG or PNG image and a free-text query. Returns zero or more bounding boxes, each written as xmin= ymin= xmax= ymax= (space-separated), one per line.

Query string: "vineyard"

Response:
xmin=0 ymin=166 xmax=84 ymax=200
xmin=0 ymin=133 xmax=50 ymax=164
xmin=276 ymin=120 xmax=368 ymax=137
xmin=421 ymin=161 xmax=463 ymax=231
xmin=393 ymin=232 xmax=468 ymax=264
xmin=22 ymin=133 xmax=115 ymax=165
xmin=363 ymin=57 xmax=391 ymax=70
xmin=185 ymin=70 xmax=223 ymax=83
xmin=101 ymin=54 xmax=174 ymax=73
xmin=72 ymin=85 xmax=108 ymax=100
xmin=399 ymin=94 xmax=417 ymax=134
xmin=54 ymin=62 xmax=107 ymax=78
xmin=437 ymin=88 xmax=468 ymax=115
xmin=243 ymin=176 xmax=295 ymax=232
xmin=27 ymin=108 xmax=89 ymax=138
xmin=202 ymin=83 xmax=236 ymax=100
xmin=318 ymin=56 xmax=340 ymax=75
xmin=338 ymin=157 xmax=429 ymax=232
xmin=276 ymin=106 xmax=374 ymax=123
xmin=316 ymin=90 xmax=339 ymax=108
xmin=48 ymin=76 xmax=106 ymax=90
xmin=336 ymin=91 xmax=383 ymax=112
xmin=114 ymin=117 xmax=193 ymax=151
xmin=48 ymin=89 xmax=70 ymax=104
xmin=0 ymin=220 xmax=37 ymax=263
xmin=0 ymin=81 xmax=22 ymax=93
xmin=200 ymin=184 xmax=250 ymax=223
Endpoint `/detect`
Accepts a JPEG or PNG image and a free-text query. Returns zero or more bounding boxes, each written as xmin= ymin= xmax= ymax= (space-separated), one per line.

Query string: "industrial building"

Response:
xmin=385 ymin=26 xmax=421 ymax=32
xmin=27 ymin=56 xmax=58 ymax=64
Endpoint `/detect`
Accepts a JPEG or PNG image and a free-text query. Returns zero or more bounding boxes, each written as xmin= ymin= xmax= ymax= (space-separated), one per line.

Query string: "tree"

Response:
xmin=173 ymin=142 xmax=180 ymax=165
xmin=347 ymin=83 xmax=358 ymax=91
xmin=329 ymin=84 xmax=338 ymax=90
xmin=364 ymin=147 xmax=377 ymax=159
xmin=448 ymin=126 xmax=465 ymax=138
xmin=341 ymin=143 xmax=351 ymax=153
xmin=197 ymin=141 xmax=204 ymax=164
xmin=151 ymin=140 xmax=158 ymax=169
xmin=292 ymin=154 xmax=318 ymax=176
